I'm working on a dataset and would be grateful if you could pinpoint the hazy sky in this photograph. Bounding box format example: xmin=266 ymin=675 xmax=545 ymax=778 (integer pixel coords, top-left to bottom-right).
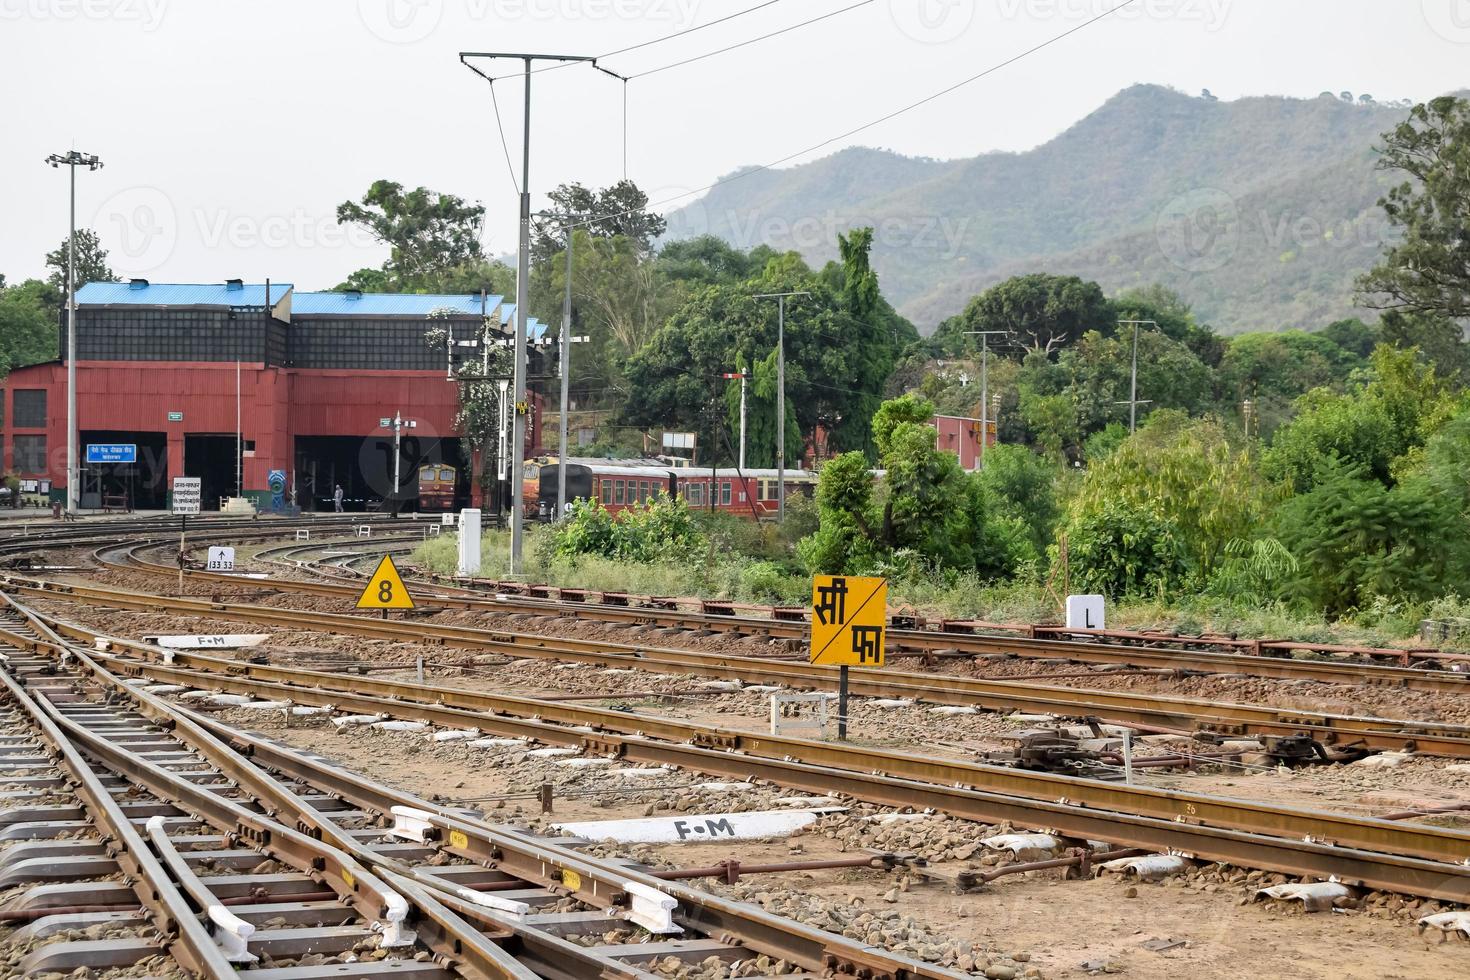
xmin=4 ymin=1 xmax=1468 ymax=292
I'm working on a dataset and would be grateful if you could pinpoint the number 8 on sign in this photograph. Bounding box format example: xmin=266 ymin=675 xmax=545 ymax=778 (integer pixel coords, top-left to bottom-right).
xmin=357 ymin=555 xmax=415 ymax=610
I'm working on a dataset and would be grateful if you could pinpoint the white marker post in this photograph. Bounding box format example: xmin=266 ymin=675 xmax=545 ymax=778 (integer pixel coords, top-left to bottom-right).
xmin=457 ymin=508 xmax=482 ymax=577
xmin=1065 ymin=594 xmax=1106 ymax=631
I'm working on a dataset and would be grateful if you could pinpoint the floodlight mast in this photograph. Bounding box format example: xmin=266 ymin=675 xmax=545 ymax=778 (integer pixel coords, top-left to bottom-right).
xmin=45 ymin=150 xmax=103 ymax=515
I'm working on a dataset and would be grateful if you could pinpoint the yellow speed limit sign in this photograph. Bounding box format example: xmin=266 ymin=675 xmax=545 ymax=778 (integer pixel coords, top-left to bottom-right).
xmin=357 ymin=555 xmax=414 ymax=610
xmin=809 ymin=575 xmax=886 ymax=666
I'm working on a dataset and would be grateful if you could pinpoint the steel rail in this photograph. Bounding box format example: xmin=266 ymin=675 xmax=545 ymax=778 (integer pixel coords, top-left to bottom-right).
xmin=0 ymin=651 xmax=241 ymax=976
xmin=98 ymin=537 xmax=1470 ymax=693
xmin=81 ymin=646 xmax=1470 ymax=904
xmin=14 ymin=574 xmax=1470 ymax=758
xmin=12 ymin=608 xmax=969 ymax=980
xmin=1 ymin=600 xmax=537 ymax=978
xmin=11 ymin=593 xmax=1467 ymax=899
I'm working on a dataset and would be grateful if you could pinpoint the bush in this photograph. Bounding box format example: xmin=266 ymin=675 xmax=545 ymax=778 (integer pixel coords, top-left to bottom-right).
xmin=551 ymin=495 xmax=705 ymax=564
xmin=1064 ymin=499 xmax=1191 ymax=599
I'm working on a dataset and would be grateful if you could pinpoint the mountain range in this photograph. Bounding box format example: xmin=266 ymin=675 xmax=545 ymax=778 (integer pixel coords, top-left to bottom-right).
xmin=663 ymin=84 xmax=1424 ymax=334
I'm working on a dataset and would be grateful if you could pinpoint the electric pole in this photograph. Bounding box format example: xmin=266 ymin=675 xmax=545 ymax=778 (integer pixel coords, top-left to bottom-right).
xmin=46 ymin=149 xmax=103 ymax=515
xmin=461 ymin=52 xmax=600 ymax=573
xmin=1117 ymin=320 xmax=1157 ymax=433
xmin=722 ymin=371 xmax=748 ymax=470
xmin=754 ymin=291 xmax=809 ymax=523
xmin=557 ymin=224 xmax=573 ymax=518
xmin=964 ymin=330 xmax=1006 ymax=469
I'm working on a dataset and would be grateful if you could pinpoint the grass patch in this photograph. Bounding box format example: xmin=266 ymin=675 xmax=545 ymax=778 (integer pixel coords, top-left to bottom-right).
xmin=412 ymin=530 xmax=1461 ymax=648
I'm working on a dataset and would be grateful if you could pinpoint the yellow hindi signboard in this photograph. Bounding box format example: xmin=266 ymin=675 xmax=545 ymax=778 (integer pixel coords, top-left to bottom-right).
xmin=809 ymin=575 xmax=887 ymax=667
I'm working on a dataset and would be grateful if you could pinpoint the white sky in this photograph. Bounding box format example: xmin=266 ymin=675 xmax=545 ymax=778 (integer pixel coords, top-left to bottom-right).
xmin=3 ymin=0 xmax=1468 ymax=293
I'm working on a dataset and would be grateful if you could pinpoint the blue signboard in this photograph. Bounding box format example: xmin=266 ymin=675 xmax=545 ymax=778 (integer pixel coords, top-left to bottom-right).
xmin=86 ymin=444 xmax=137 ymax=464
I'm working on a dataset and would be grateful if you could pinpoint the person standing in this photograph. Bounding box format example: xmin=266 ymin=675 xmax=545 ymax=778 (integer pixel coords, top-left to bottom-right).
xmin=333 ymin=484 xmax=344 ymax=513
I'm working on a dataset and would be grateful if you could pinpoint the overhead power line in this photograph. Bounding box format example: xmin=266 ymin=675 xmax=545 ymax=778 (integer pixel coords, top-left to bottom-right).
xmin=623 ymin=0 xmax=874 ymax=80
xmin=553 ymin=0 xmax=1139 ymax=235
xmin=485 ymin=0 xmax=790 ymax=82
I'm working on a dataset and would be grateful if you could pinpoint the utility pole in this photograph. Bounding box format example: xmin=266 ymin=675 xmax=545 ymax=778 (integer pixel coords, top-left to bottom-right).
xmin=963 ymin=330 xmax=1006 ymax=469
xmin=1117 ymin=320 xmax=1157 ymax=433
xmin=461 ymin=51 xmax=616 ymax=572
xmin=556 ymin=225 xmax=573 ymax=518
xmin=392 ymin=411 xmax=402 ymax=514
xmin=722 ymin=371 xmax=748 ymax=470
xmin=754 ymin=291 xmax=809 ymax=523
xmin=46 ymin=149 xmax=103 ymax=515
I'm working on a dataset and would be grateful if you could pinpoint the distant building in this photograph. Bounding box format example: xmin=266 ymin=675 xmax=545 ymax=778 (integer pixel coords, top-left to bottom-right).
xmin=933 ymin=414 xmax=995 ymax=470
xmin=0 ymin=279 xmax=549 ymax=512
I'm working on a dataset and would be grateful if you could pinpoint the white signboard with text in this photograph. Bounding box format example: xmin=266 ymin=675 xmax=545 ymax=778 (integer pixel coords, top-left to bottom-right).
xmin=206 ymin=547 xmax=236 ymax=571
xmin=172 ymin=477 xmax=202 ymax=515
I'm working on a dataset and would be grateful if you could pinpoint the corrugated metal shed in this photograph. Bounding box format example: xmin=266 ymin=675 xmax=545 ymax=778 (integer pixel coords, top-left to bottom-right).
xmin=76 ymin=281 xmax=292 ymax=307
xmin=292 ymin=291 xmax=503 ymax=317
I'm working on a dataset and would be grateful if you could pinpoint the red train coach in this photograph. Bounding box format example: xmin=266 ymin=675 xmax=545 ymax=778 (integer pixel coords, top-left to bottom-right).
xmin=537 ymin=461 xmax=817 ymax=520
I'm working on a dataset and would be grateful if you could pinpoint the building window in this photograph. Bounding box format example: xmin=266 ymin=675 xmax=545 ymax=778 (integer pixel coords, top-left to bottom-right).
xmin=721 ymin=481 xmax=732 ymax=506
xmin=600 ymin=479 xmax=612 ymax=504
xmin=13 ymin=435 xmax=46 ymax=474
xmin=12 ymin=389 xmax=46 ymax=428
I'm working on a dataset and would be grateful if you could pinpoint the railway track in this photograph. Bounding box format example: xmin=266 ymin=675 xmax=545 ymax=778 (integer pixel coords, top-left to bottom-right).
xmin=93 ymin=534 xmax=1470 ymax=695
xmin=0 ymin=601 xmax=965 ymax=979
xmin=13 ymin=572 xmax=1470 ymax=760
xmin=4 ymin=593 xmax=1469 ymax=907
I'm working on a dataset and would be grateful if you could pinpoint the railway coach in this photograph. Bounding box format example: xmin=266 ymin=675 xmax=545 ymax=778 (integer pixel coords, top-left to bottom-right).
xmin=537 ymin=460 xmax=816 ymax=520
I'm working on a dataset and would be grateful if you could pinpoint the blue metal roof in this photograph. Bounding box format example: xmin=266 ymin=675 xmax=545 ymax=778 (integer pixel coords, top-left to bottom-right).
xmin=292 ymin=291 xmax=503 ymax=317
xmin=500 ymin=304 xmax=548 ymax=341
xmin=75 ymin=281 xmax=292 ymax=307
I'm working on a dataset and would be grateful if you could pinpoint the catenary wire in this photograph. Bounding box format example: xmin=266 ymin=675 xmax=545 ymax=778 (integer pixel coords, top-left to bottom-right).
xmin=480 ymin=0 xmax=790 ymax=82
xmin=622 ymin=0 xmax=874 ymax=80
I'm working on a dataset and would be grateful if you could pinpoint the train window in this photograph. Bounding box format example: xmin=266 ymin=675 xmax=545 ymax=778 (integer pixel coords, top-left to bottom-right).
xmin=757 ymin=479 xmax=771 ymax=501
xmin=614 ymin=480 xmax=625 ymax=504
xmin=721 ymin=481 xmax=732 ymax=506
xmin=639 ymin=481 xmax=650 ymax=503
xmin=687 ymin=483 xmax=703 ymax=506
xmin=601 ymin=479 xmax=612 ymax=504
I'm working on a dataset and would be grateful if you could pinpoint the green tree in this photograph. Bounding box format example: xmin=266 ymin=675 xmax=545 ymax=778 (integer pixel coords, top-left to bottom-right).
xmin=1274 ymin=469 xmax=1461 ymax=615
xmin=1262 ymin=346 xmax=1456 ymax=492
xmin=973 ymin=443 xmax=1061 ymax=558
xmin=1378 ymin=309 xmax=1470 ymax=384
xmin=531 ymin=179 xmax=666 ymax=264
xmin=0 ymin=280 xmax=61 ymax=376
xmin=1320 ymin=318 xmax=1379 ymax=359
xmin=937 ymin=273 xmax=1109 ymax=356
xmin=44 ymin=229 xmax=115 ymax=292
xmin=724 ymin=349 xmax=799 ymax=471
xmin=1216 ymin=330 xmax=1366 ymax=435
xmin=336 ymin=180 xmax=488 ymax=291
xmin=1061 ymin=412 xmax=1277 ymax=591
xmin=622 ymin=234 xmax=908 ymax=462
xmin=798 ymin=451 xmax=881 ymax=574
xmin=1064 ymin=328 xmax=1214 ymax=436
xmin=1357 ymin=96 xmax=1470 ymax=320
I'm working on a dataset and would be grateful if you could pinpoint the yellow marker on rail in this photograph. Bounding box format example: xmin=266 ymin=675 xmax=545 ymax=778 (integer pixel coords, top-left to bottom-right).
xmin=356 ymin=555 xmax=414 ymax=610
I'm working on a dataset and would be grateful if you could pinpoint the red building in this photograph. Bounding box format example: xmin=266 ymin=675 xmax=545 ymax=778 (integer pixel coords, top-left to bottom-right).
xmin=933 ymin=414 xmax=996 ymax=470
xmin=0 ymin=280 xmax=547 ymax=512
